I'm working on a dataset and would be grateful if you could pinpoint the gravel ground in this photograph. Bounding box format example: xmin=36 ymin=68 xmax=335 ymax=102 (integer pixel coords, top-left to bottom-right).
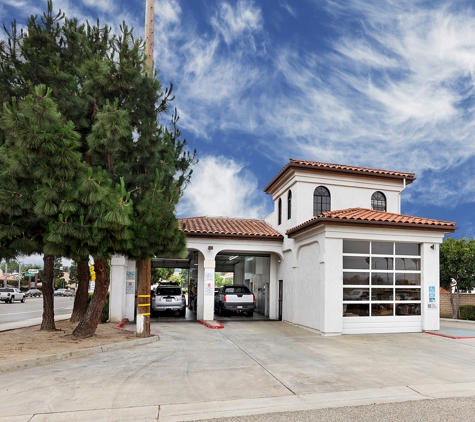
xmin=200 ymin=396 xmax=475 ymax=422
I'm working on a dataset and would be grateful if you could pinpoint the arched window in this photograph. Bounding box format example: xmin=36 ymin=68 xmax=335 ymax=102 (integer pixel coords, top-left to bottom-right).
xmin=278 ymin=198 xmax=282 ymax=225
xmin=313 ymin=186 xmax=331 ymax=216
xmin=371 ymin=191 xmax=386 ymax=211
xmin=287 ymin=190 xmax=292 ymax=220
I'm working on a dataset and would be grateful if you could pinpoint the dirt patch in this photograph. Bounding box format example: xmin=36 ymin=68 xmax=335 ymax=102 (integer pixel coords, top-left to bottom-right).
xmin=0 ymin=319 xmax=138 ymax=364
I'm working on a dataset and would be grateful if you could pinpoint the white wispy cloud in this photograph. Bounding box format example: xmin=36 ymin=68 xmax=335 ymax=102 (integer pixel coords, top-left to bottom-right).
xmin=210 ymin=0 xmax=263 ymax=46
xmin=177 ymin=155 xmax=268 ymax=218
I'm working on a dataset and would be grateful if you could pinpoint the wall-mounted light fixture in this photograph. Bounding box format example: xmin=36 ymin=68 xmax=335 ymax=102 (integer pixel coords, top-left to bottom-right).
xmin=278 ymin=259 xmax=281 ymax=263
xmin=430 ymin=244 xmax=435 ymax=250
xmin=208 ymin=246 xmax=213 ymax=250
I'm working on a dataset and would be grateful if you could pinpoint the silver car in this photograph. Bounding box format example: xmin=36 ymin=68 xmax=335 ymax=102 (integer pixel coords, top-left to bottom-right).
xmin=151 ymin=285 xmax=186 ymax=317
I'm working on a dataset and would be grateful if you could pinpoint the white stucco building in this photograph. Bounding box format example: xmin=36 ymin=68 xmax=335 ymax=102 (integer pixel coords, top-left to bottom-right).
xmin=110 ymin=159 xmax=456 ymax=335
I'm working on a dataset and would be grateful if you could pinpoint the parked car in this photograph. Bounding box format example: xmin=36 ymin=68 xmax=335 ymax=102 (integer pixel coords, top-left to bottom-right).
xmin=0 ymin=287 xmax=26 ymax=303
xmin=214 ymin=285 xmax=255 ymax=317
xmin=62 ymin=289 xmax=75 ymax=297
xmin=25 ymin=289 xmax=42 ymax=297
xmin=151 ymin=284 xmax=186 ymax=317
xmin=54 ymin=289 xmax=66 ymax=296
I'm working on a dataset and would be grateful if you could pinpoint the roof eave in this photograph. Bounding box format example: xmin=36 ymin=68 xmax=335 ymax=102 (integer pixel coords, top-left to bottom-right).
xmin=287 ymin=219 xmax=457 ymax=238
xmin=183 ymin=232 xmax=284 ymax=241
xmin=264 ymin=162 xmax=416 ymax=194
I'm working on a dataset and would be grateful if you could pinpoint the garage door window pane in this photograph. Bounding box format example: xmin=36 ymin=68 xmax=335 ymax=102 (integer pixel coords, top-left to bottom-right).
xmin=396 ymin=303 xmax=421 ymax=315
xmin=395 ymin=258 xmax=420 ymax=270
xmin=343 ymin=240 xmax=369 ymax=254
xmin=372 ymin=288 xmax=393 ymax=300
xmin=395 ymin=273 xmax=420 ymax=285
xmin=343 ymin=288 xmax=369 ymax=301
xmin=371 ymin=272 xmax=393 ymax=285
xmin=343 ymin=272 xmax=369 ymax=285
xmin=344 ymin=304 xmax=369 ymax=316
xmin=395 ymin=289 xmax=421 ymax=300
xmin=343 ymin=256 xmax=369 ymax=269
xmin=371 ymin=257 xmax=393 ymax=270
xmin=372 ymin=242 xmax=393 ymax=255
xmin=396 ymin=243 xmax=420 ymax=256
xmin=372 ymin=303 xmax=393 ymax=316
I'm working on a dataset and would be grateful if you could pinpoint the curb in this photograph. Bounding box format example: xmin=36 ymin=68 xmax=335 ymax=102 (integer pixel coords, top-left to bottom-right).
xmin=199 ymin=320 xmax=224 ymax=329
xmin=114 ymin=318 xmax=160 ymax=338
xmin=0 ymin=335 xmax=159 ymax=374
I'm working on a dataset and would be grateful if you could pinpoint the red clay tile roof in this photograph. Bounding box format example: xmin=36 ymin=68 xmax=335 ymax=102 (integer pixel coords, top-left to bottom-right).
xmin=287 ymin=208 xmax=457 ymax=237
xmin=264 ymin=159 xmax=416 ymax=193
xmin=179 ymin=216 xmax=283 ymax=240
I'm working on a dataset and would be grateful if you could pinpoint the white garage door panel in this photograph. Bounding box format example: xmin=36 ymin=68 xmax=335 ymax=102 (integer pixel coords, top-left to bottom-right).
xmin=342 ymin=316 xmax=422 ymax=334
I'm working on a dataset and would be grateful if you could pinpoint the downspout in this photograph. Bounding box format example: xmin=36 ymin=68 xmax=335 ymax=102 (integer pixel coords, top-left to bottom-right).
xmin=399 ymin=178 xmax=406 ymax=213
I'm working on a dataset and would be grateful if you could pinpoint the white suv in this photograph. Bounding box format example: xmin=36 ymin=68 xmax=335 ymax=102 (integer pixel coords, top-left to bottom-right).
xmin=151 ymin=284 xmax=186 ymax=317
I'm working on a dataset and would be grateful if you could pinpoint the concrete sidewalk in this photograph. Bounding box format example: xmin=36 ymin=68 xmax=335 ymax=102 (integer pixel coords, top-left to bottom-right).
xmin=0 ymin=313 xmax=72 ymax=332
xmin=1 ymin=319 xmax=475 ymax=421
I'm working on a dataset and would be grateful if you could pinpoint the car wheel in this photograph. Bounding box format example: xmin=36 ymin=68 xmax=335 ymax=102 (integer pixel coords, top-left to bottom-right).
xmin=21 ymin=297 xmax=25 ymax=303
xmin=179 ymin=309 xmax=186 ymax=317
xmin=219 ymin=304 xmax=227 ymax=317
xmin=247 ymin=311 xmax=254 ymax=317
xmin=9 ymin=297 xmax=14 ymax=303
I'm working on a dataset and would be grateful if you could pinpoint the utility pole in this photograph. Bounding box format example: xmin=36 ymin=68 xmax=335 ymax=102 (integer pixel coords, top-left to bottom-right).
xmin=144 ymin=0 xmax=154 ymax=74
xmin=136 ymin=0 xmax=155 ymax=338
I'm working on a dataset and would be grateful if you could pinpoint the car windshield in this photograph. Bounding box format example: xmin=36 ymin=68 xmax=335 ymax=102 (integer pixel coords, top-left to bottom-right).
xmin=156 ymin=288 xmax=181 ymax=296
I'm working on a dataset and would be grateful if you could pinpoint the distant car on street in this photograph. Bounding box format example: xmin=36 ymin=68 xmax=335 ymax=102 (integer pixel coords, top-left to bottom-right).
xmin=54 ymin=289 xmax=66 ymax=296
xmin=25 ymin=289 xmax=42 ymax=297
xmin=62 ymin=289 xmax=75 ymax=297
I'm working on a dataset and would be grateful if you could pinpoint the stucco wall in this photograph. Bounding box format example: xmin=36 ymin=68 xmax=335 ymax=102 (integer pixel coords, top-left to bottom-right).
xmin=293 ymin=241 xmax=320 ymax=330
xmin=267 ymin=170 xmax=405 ymax=234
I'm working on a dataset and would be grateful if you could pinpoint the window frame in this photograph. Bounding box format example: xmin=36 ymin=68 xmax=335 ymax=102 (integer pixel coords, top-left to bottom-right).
xmin=278 ymin=198 xmax=282 ymax=225
xmin=313 ymin=186 xmax=331 ymax=216
xmin=287 ymin=190 xmax=292 ymax=220
xmin=371 ymin=191 xmax=387 ymax=212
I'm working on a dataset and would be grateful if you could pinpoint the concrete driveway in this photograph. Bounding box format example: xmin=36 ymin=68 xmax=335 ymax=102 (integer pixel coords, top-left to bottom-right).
xmin=1 ymin=320 xmax=475 ymax=421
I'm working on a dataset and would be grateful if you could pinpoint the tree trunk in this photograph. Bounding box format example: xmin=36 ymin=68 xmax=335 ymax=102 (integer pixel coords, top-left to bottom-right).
xmin=70 ymin=261 xmax=90 ymax=323
xmin=450 ymin=289 xmax=462 ymax=319
xmin=136 ymin=258 xmax=151 ymax=338
xmin=456 ymin=290 xmax=461 ymax=319
xmin=72 ymin=258 xmax=109 ymax=338
xmin=41 ymin=254 xmax=56 ymax=331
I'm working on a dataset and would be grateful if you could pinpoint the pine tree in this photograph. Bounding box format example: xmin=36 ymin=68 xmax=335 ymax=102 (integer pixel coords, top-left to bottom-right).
xmin=0 ymin=1 xmax=195 ymax=337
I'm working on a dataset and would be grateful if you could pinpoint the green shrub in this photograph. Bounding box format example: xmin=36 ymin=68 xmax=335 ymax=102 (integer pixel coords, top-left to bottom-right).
xmin=87 ymin=291 xmax=110 ymax=323
xmin=459 ymin=305 xmax=475 ymax=321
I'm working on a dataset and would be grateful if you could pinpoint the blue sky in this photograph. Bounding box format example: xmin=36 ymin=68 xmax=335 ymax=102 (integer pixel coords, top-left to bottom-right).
xmin=2 ymin=0 xmax=475 ymax=267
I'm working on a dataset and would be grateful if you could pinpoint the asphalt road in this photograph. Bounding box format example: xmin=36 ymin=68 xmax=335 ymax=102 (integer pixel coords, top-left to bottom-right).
xmin=0 ymin=295 xmax=73 ymax=324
